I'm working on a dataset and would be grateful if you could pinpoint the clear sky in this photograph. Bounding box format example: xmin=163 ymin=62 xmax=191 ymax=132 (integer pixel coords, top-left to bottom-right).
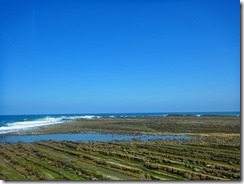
xmin=0 ymin=0 xmax=240 ymax=115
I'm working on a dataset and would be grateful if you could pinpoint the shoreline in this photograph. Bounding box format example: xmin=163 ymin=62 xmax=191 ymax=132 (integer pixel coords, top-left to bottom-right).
xmin=0 ymin=116 xmax=240 ymax=180
xmin=4 ymin=115 xmax=239 ymax=135
xmin=0 ymin=116 xmax=240 ymax=146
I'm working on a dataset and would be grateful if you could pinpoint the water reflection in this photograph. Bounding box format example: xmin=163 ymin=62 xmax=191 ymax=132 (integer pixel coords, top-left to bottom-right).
xmin=0 ymin=132 xmax=190 ymax=143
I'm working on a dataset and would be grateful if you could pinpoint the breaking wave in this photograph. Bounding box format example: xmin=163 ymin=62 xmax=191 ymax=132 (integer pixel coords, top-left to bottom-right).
xmin=0 ymin=111 xmax=239 ymax=134
xmin=0 ymin=115 xmax=101 ymax=134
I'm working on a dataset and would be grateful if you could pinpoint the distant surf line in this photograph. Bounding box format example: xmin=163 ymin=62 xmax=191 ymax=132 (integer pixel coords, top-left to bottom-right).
xmin=0 ymin=111 xmax=240 ymax=134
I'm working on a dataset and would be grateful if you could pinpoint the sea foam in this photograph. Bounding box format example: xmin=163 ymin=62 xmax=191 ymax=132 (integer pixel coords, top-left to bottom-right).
xmin=0 ymin=117 xmax=64 ymax=134
xmin=0 ymin=115 xmax=102 ymax=134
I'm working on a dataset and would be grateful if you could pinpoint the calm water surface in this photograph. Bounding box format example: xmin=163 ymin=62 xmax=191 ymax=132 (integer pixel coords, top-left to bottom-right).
xmin=0 ymin=132 xmax=190 ymax=143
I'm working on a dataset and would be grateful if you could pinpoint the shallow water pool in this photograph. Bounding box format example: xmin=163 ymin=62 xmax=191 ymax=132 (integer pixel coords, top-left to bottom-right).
xmin=0 ymin=132 xmax=191 ymax=143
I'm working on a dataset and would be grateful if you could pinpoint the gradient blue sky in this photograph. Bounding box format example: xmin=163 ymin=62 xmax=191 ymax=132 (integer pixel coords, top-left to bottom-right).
xmin=0 ymin=0 xmax=240 ymax=115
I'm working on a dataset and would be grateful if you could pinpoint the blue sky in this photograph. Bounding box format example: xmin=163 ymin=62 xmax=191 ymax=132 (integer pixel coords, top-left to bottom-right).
xmin=0 ymin=0 xmax=240 ymax=115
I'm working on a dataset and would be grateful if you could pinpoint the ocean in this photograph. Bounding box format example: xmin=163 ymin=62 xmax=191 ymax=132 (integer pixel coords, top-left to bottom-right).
xmin=0 ymin=112 xmax=240 ymax=135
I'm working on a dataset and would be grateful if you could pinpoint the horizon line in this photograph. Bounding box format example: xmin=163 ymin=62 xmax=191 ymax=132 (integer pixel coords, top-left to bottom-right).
xmin=0 ymin=110 xmax=240 ymax=116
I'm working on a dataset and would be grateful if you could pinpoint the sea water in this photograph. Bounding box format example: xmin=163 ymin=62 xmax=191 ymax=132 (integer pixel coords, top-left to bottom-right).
xmin=0 ymin=112 xmax=239 ymax=143
xmin=0 ymin=112 xmax=240 ymax=135
xmin=0 ymin=132 xmax=191 ymax=143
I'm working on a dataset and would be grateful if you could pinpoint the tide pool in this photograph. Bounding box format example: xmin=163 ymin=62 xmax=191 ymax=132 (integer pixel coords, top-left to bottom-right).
xmin=0 ymin=132 xmax=190 ymax=143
